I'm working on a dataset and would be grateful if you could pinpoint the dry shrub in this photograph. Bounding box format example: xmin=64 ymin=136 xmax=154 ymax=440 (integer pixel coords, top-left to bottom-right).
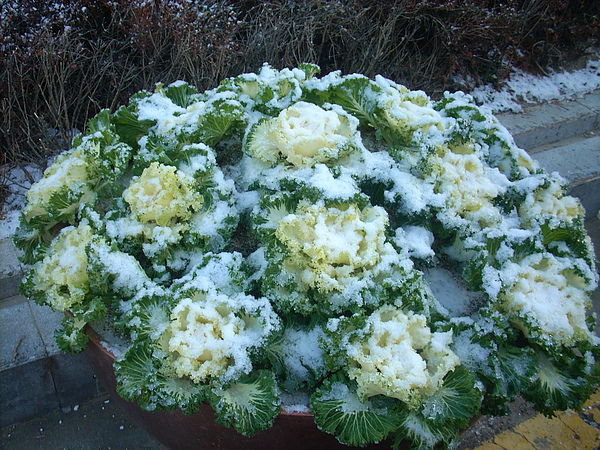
xmin=1 ymin=0 xmax=598 ymax=166
xmin=0 ymin=0 xmax=244 ymax=166
xmin=240 ymin=0 xmax=599 ymax=90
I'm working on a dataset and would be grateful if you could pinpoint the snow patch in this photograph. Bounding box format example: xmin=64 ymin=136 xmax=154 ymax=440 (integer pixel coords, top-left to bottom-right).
xmin=469 ymin=58 xmax=600 ymax=112
xmin=424 ymin=267 xmax=484 ymax=317
xmin=0 ymin=165 xmax=43 ymax=239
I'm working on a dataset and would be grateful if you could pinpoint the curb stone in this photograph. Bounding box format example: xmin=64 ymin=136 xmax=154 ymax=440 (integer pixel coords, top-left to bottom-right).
xmin=530 ymin=135 xmax=600 ymax=185
xmin=497 ymin=89 xmax=600 ymax=150
xmin=497 ymin=91 xmax=600 ymax=219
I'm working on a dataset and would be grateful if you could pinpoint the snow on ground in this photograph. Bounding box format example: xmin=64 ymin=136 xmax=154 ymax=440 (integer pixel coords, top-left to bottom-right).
xmin=467 ymin=58 xmax=600 ymax=113
xmin=0 ymin=165 xmax=43 ymax=239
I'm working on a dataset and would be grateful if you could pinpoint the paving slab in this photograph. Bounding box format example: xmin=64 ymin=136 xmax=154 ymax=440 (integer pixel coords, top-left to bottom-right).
xmin=497 ymin=89 xmax=600 ymax=149
xmin=0 ymin=352 xmax=105 ymax=428
xmin=0 ymin=238 xmax=23 ymax=278
xmin=491 ymin=430 xmax=536 ymax=450
xmin=0 ymin=295 xmax=105 ymax=427
xmin=532 ymin=135 xmax=600 ymax=184
xmin=50 ymin=353 xmax=106 ymax=409
xmin=29 ymin=300 xmax=64 ymax=356
xmin=0 ymin=298 xmax=47 ymax=371
xmin=556 ymin=410 xmax=600 ymax=449
xmin=0 ymin=296 xmax=64 ymax=371
xmin=0 ymin=357 xmax=58 ymax=427
xmin=575 ymin=91 xmax=600 ymax=114
xmin=1 ymin=395 xmax=163 ymax=450
xmin=0 ymin=238 xmax=25 ymax=300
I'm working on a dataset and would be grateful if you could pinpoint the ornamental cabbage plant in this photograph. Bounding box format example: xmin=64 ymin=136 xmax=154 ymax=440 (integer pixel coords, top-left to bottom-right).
xmin=15 ymin=64 xmax=599 ymax=448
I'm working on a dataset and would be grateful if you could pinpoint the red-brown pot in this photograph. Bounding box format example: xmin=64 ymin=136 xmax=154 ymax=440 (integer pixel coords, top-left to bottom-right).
xmin=85 ymin=326 xmax=396 ymax=450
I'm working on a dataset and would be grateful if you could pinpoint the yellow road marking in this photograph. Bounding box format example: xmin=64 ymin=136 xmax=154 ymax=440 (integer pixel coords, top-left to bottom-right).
xmin=557 ymin=410 xmax=599 ymax=448
xmin=474 ymin=389 xmax=600 ymax=450
xmin=493 ymin=430 xmax=536 ymax=449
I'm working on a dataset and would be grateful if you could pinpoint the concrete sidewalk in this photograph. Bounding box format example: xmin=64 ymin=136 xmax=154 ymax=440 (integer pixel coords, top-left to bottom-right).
xmin=1 ymin=395 xmax=164 ymax=450
xmin=1 ymin=90 xmax=599 ymax=448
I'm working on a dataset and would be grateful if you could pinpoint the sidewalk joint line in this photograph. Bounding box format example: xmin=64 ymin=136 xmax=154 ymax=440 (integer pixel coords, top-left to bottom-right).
xmin=490 ymin=437 xmax=509 ymax=450
xmin=27 ymin=300 xmax=50 ymax=358
xmin=511 ymin=428 xmax=536 ymax=447
xmin=556 ymin=412 xmax=583 ymax=438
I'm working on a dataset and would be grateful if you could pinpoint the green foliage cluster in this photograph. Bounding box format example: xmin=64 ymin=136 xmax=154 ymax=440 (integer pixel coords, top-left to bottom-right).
xmin=14 ymin=64 xmax=599 ymax=448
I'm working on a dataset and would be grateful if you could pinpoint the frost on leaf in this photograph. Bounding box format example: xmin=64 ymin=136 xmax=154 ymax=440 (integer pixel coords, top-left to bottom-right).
xmin=499 ymin=253 xmax=594 ymax=348
xmin=342 ymin=305 xmax=460 ymax=405
xmin=23 ymin=222 xmax=94 ymax=312
xmin=275 ymin=201 xmax=389 ymax=292
xmin=246 ymin=101 xmax=358 ymax=168
xmin=123 ymin=162 xmax=203 ymax=226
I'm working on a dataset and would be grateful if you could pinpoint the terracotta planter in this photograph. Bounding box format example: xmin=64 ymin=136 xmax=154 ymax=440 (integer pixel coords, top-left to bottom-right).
xmin=85 ymin=326 xmax=394 ymax=450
